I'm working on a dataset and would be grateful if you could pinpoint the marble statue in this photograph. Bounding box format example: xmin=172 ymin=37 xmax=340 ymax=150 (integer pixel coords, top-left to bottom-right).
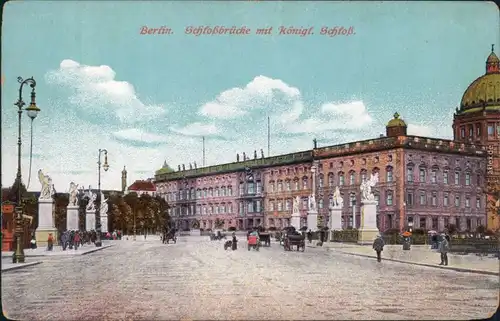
xmin=236 ymin=153 xmax=240 ymax=162
xmin=254 ymin=150 xmax=257 ymax=159
xmin=68 ymin=182 xmax=79 ymax=206
xmin=194 ymin=161 xmax=197 ymax=169
xmin=182 ymin=164 xmax=185 ymax=171
xmin=38 ymin=169 xmax=55 ymax=200
xmin=178 ymin=165 xmax=181 ymax=171
xmin=260 ymin=149 xmax=264 ymax=158
xmin=360 ymin=172 xmax=379 ymax=202
xmin=243 ymin=152 xmax=246 ymax=160
xmin=308 ymin=194 xmax=317 ymax=211
xmin=293 ymin=196 xmax=300 ymax=214
xmin=100 ymin=192 xmax=109 ymax=214
xmin=332 ymin=186 xmax=343 ymax=208
xmin=86 ymin=190 xmax=97 ymax=211
xmin=189 ymin=163 xmax=193 ymax=170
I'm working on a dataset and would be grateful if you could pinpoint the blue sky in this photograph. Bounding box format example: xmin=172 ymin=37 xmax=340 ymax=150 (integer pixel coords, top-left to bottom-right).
xmin=1 ymin=1 xmax=498 ymax=191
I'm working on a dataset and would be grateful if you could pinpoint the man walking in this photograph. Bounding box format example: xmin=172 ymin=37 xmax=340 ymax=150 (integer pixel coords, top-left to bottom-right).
xmin=373 ymin=234 xmax=385 ymax=262
xmin=439 ymin=233 xmax=449 ymax=266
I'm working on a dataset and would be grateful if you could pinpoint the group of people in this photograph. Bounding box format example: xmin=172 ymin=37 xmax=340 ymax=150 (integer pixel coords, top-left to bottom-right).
xmin=29 ymin=230 xmax=123 ymax=251
xmin=372 ymin=232 xmax=451 ymax=265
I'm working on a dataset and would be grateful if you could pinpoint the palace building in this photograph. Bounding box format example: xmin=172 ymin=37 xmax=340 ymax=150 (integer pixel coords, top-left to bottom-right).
xmin=154 ymin=47 xmax=499 ymax=232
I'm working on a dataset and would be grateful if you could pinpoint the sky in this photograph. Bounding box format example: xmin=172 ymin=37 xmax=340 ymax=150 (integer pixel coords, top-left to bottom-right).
xmin=1 ymin=1 xmax=499 ymax=193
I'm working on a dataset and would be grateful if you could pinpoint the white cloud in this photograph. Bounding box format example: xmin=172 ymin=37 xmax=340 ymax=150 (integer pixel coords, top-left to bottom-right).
xmin=170 ymin=122 xmax=219 ymax=136
xmin=45 ymin=59 xmax=166 ymax=124
xmin=113 ymin=128 xmax=168 ymax=143
xmin=407 ymin=123 xmax=453 ymax=139
xmin=199 ymin=75 xmax=301 ymax=119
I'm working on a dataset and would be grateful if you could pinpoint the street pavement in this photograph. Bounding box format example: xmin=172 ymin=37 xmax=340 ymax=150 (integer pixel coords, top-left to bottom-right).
xmin=2 ymin=236 xmax=498 ymax=320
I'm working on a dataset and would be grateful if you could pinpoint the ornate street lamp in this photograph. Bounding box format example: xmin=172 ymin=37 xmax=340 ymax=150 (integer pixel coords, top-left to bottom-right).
xmin=13 ymin=77 xmax=41 ymax=263
xmin=95 ymin=149 xmax=109 ymax=247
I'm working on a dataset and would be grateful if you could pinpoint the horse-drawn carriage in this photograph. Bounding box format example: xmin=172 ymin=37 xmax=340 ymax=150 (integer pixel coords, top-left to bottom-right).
xmin=210 ymin=230 xmax=226 ymax=241
xmin=247 ymin=233 xmax=260 ymax=251
xmin=258 ymin=232 xmax=271 ymax=247
xmin=162 ymin=228 xmax=177 ymax=244
xmin=282 ymin=227 xmax=305 ymax=252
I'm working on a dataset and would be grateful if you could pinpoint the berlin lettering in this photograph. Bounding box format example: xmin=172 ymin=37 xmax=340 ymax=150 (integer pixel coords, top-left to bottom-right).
xmin=487 ymin=145 xmax=494 ymax=175
xmin=139 ymin=26 xmax=173 ymax=35
xmin=185 ymin=26 xmax=251 ymax=36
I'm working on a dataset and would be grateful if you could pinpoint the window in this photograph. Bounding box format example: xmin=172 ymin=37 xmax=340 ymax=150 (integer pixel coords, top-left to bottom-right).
xmin=386 ymin=167 xmax=393 ymax=182
xmin=204 ymin=189 xmax=207 ymax=197
xmin=443 ymin=193 xmax=449 ymax=206
xmin=294 ymin=179 xmax=299 ymax=190
xmin=454 ymin=171 xmax=460 ymax=185
xmin=349 ymin=172 xmax=355 ymax=185
xmin=374 ymin=194 xmax=380 ymax=206
xmin=256 ymin=181 xmax=262 ymax=193
xmin=319 ymin=176 xmax=324 ymax=188
xmin=420 ymin=191 xmax=426 ymax=205
xmin=319 ymin=199 xmax=324 ymax=209
xmin=239 ymin=183 xmax=244 ymax=195
xmin=285 ymin=199 xmax=291 ymax=210
xmin=239 ymin=202 xmax=244 ymax=214
xmin=221 ymin=187 xmax=226 ymax=196
xmin=443 ymin=170 xmax=449 ymax=184
xmin=214 ymin=205 xmax=219 ymax=214
xmin=454 ymin=195 xmax=460 ymax=207
xmin=386 ymin=191 xmax=393 ymax=206
xmin=432 ymin=192 xmax=437 ymax=206
xmin=285 ymin=180 xmax=291 ymax=191
xmin=302 ymin=198 xmax=308 ymax=209
xmin=431 ymin=169 xmax=437 ymax=183
xmin=277 ymin=200 xmax=283 ymax=211
xmin=469 ymin=126 xmax=473 ymax=137
xmin=465 ymin=197 xmax=470 ymax=208
xmin=420 ymin=217 xmax=426 ymax=229
xmin=302 ymin=178 xmax=308 ymax=190
xmin=255 ymin=200 xmax=261 ymax=212
xmin=339 ymin=173 xmax=345 ymax=186
xmin=349 ymin=193 xmax=356 ymax=206
xmin=444 ymin=217 xmax=449 ymax=228
xmin=221 ymin=205 xmax=225 ymax=213
xmin=476 ymin=197 xmax=481 ymax=209
xmin=209 ymin=188 xmax=213 ymax=197
xmin=460 ymin=126 xmax=465 ymax=138
xmin=228 ymin=187 xmax=233 ymax=196
xmin=465 ymin=172 xmax=471 ymax=186
xmin=360 ymin=171 xmax=367 ymax=182
xmin=488 ymin=124 xmax=494 ymax=136
xmin=215 ymin=188 xmax=219 ymax=197
xmin=248 ymin=182 xmax=255 ymax=194
xmin=419 ymin=168 xmax=426 ymax=182
xmin=407 ymin=167 xmax=413 ymax=182
xmin=269 ymin=201 xmax=274 ymax=211
xmin=432 ymin=217 xmax=438 ymax=230
xmin=406 ymin=192 xmax=413 ymax=206
xmin=278 ymin=181 xmax=283 ymax=192
xmin=248 ymin=202 xmax=255 ymax=213
xmin=269 ymin=182 xmax=275 ymax=192
xmin=179 ymin=189 xmax=183 ymax=200
xmin=228 ymin=203 xmax=233 ymax=213
xmin=476 ymin=125 xmax=481 ymax=137
xmin=202 ymin=206 xmax=207 ymax=215
xmin=328 ymin=174 xmax=334 ymax=186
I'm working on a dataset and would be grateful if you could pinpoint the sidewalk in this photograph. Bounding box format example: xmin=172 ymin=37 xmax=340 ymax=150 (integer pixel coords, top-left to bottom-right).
xmin=1 ymin=261 xmax=42 ymax=272
xmin=1 ymin=243 xmax=113 ymax=258
xmin=308 ymin=242 xmax=499 ymax=276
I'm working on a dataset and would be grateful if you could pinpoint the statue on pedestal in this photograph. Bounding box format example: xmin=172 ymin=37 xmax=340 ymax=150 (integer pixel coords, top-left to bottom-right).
xmin=38 ymin=169 xmax=55 ymax=200
xmin=308 ymin=194 xmax=317 ymax=211
xmin=86 ymin=190 xmax=97 ymax=211
xmin=100 ymin=192 xmax=109 ymax=214
xmin=360 ymin=172 xmax=379 ymax=202
xmin=332 ymin=186 xmax=343 ymax=208
xmin=68 ymin=182 xmax=79 ymax=206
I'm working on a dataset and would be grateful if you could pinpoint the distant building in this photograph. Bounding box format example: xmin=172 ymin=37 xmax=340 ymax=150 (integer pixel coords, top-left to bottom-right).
xmin=154 ymin=48 xmax=500 ymax=233
xmin=126 ymin=180 xmax=156 ymax=196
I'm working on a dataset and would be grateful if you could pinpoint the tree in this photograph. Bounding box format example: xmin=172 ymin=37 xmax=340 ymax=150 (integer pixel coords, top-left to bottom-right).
xmin=486 ymin=180 xmax=500 ymax=232
xmin=54 ymin=193 xmax=69 ymax=234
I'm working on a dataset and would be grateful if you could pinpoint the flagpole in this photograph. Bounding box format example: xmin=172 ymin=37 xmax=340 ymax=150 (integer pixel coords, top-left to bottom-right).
xmin=203 ymin=136 xmax=206 ymax=167
xmin=267 ymin=116 xmax=270 ymax=157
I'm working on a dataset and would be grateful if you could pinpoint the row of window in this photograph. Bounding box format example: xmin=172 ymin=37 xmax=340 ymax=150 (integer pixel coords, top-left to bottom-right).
xmin=406 ymin=192 xmax=482 ymax=208
xmin=411 ymin=216 xmax=483 ymax=230
xmin=165 ymin=186 xmax=235 ymax=201
xmin=459 ymin=123 xmax=500 ymax=139
xmin=407 ymin=167 xmax=480 ymax=185
xmin=168 ymin=200 xmax=263 ymax=216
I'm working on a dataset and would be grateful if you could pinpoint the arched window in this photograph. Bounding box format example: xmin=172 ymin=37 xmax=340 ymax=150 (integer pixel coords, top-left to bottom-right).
xmin=328 ymin=173 xmax=334 ymax=186
xmin=277 ymin=180 xmax=283 ymax=192
xmin=221 ymin=186 xmax=226 ymax=196
xmin=269 ymin=181 xmax=275 ymax=193
xmin=319 ymin=174 xmax=324 ymax=188
xmin=294 ymin=178 xmax=299 ymax=190
xmin=386 ymin=190 xmax=393 ymax=206
xmin=385 ymin=166 xmax=393 ymax=183
xmin=302 ymin=177 xmax=309 ymax=190
xmin=349 ymin=193 xmax=356 ymax=206
xmin=349 ymin=171 xmax=356 ymax=185
xmin=285 ymin=179 xmax=291 ymax=191
xmin=215 ymin=187 xmax=219 ymax=197
xmin=338 ymin=172 xmax=345 ymax=186
xmin=360 ymin=169 xmax=367 ymax=182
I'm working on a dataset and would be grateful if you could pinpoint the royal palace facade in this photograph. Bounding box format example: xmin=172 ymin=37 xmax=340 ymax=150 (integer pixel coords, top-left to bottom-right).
xmin=154 ymin=47 xmax=500 ymax=232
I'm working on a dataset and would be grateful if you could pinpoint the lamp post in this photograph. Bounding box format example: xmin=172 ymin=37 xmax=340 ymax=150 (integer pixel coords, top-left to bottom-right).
xmin=95 ymin=149 xmax=109 ymax=247
xmin=13 ymin=77 xmax=41 ymax=264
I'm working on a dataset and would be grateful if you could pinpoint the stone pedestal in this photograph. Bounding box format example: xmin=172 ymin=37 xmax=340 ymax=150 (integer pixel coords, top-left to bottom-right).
xmin=66 ymin=205 xmax=79 ymax=231
xmin=101 ymin=214 xmax=108 ymax=233
xmin=357 ymin=200 xmax=379 ymax=245
xmin=86 ymin=210 xmax=96 ymax=231
xmin=35 ymin=198 xmax=58 ymax=246
xmin=328 ymin=206 xmax=342 ymax=240
xmin=307 ymin=210 xmax=318 ymax=232
xmin=290 ymin=213 xmax=301 ymax=231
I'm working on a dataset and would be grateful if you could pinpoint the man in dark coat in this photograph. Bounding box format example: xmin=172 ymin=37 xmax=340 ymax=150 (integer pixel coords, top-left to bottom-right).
xmin=231 ymin=232 xmax=238 ymax=250
xmin=373 ymin=234 xmax=385 ymax=262
xmin=439 ymin=233 xmax=450 ymax=266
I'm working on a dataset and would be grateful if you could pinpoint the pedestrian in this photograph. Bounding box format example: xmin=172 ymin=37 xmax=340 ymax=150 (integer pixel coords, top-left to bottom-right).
xmin=47 ymin=233 xmax=54 ymax=251
xmin=231 ymin=232 xmax=238 ymax=250
xmin=61 ymin=232 xmax=68 ymax=251
xmin=438 ymin=233 xmax=449 ymax=266
xmin=373 ymin=233 xmax=385 ymax=262
xmin=307 ymin=230 xmax=313 ymax=244
xmin=74 ymin=231 xmax=80 ymax=250
xmin=30 ymin=235 xmax=37 ymax=249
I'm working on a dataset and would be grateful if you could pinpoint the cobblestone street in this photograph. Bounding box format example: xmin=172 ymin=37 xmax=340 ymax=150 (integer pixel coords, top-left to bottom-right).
xmin=2 ymin=236 xmax=498 ymax=320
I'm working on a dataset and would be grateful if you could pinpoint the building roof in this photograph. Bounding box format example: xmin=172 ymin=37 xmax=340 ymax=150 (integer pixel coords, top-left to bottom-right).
xmin=128 ymin=180 xmax=156 ymax=192
xmin=458 ymin=45 xmax=500 ymax=114
xmin=386 ymin=112 xmax=407 ymax=128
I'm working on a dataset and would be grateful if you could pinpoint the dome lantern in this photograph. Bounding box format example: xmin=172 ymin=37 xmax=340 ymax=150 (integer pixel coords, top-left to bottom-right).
xmin=486 ymin=44 xmax=500 ymax=74
xmin=386 ymin=112 xmax=407 ymax=137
